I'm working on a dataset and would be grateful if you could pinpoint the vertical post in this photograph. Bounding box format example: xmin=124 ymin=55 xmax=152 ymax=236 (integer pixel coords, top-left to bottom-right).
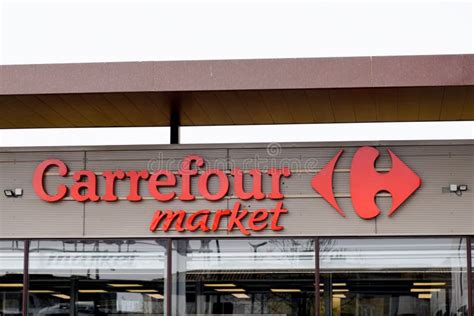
xmin=70 ymin=277 xmax=78 ymax=316
xmin=166 ymin=239 xmax=172 ymax=316
xmin=173 ymin=241 xmax=188 ymax=316
xmin=196 ymin=281 xmax=204 ymax=314
xmin=22 ymin=240 xmax=29 ymax=316
xmin=467 ymin=236 xmax=472 ymax=316
xmin=170 ymin=100 xmax=180 ymax=145
xmin=324 ymin=276 xmax=332 ymax=315
xmin=315 ymin=237 xmax=320 ymax=316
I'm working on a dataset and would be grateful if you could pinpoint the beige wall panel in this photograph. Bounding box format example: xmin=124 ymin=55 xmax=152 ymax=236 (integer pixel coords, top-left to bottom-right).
xmin=86 ymin=149 xmax=227 ymax=171
xmin=225 ymin=198 xmax=377 ymax=237
xmin=0 ymin=153 xmax=85 ymax=237
xmin=0 ymin=151 xmax=83 ymax=163
xmin=0 ymin=143 xmax=472 ymax=238
xmin=84 ymin=199 xmax=228 ymax=237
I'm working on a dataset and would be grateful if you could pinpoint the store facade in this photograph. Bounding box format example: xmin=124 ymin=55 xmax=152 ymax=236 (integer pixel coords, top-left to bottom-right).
xmin=0 ymin=140 xmax=472 ymax=315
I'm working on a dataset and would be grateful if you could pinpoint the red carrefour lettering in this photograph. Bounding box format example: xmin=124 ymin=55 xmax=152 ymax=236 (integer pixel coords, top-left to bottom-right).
xmin=33 ymin=155 xmax=297 ymax=234
xmin=270 ymin=201 xmax=287 ymax=231
xmin=149 ymin=210 xmax=186 ymax=232
xmin=248 ymin=209 xmax=269 ymax=231
xmin=33 ymin=159 xmax=68 ymax=202
xmin=227 ymin=201 xmax=250 ymax=235
xmin=212 ymin=209 xmax=231 ymax=231
xmin=178 ymin=155 xmax=204 ymax=201
xmin=148 ymin=202 xmax=287 ymax=235
xmin=198 ymin=169 xmax=229 ymax=201
xmin=126 ymin=170 xmax=150 ymax=201
xmin=102 ymin=170 xmax=126 ymax=201
xmin=71 ymin=171 xmax=100 ymax=202
xmin=186 ymin=210 xmax=211 ymax=232
xmin=267 ymin=168 xmax=291 ymax=199
xmin=231 ymin=168 xmax=265 ymax=200
xmin=148 ymin=170 xmax=176 ymax=202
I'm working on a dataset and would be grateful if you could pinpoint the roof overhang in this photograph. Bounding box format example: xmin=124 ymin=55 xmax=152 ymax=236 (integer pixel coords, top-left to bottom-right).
xmin=1 ymin=55 xmax=473 ymax=95
xmin=0 ymin=55 xmax=472 ymax=128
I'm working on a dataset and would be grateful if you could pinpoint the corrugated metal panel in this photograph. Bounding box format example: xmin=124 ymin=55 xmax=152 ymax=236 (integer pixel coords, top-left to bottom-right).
xmin=0 ymin=143 xmax=472 ymax=238
xmin=0 ymin=152 xmax=85 ymax=237
xmin=84 ymin=199 xmax=229 ymax=237
xmin=0 ymin=151 xmax=83 ymax=162
xmin=225 ymin=198 xmax=377 ymax=236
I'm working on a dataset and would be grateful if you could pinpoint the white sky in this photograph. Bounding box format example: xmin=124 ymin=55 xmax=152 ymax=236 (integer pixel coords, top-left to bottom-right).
xmin=0 ymin=0 xmax=473 ymax=145
xmin=1 ymin=0 xmax=473 ymax=64
xmin=0 ymin=122 xmax=472 ymax=147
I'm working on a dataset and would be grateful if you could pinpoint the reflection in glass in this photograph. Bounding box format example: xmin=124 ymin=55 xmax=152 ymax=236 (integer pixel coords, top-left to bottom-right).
xmin=0 ymin=240 xmax=24 ymax=316
xmin=172 ymin=238 xmax=315 ymax=316
xmin=28 ymin=239 xmax=167 ymax=315
xmin=320 ymin=238 xmax=469 ymax=316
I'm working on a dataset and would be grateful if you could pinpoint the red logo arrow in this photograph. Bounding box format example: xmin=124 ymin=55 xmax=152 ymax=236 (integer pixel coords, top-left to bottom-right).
xmin=311 ymin=150 xmax=345 ymax=217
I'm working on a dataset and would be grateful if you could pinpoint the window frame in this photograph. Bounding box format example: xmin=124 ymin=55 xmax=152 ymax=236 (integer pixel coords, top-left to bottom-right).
xmin=0 ymin=235 xmax=471 ymax=316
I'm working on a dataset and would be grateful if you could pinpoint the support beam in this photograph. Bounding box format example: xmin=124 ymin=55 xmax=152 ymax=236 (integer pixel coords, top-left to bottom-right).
xmin=22 ymin=240 xmax=29 ymax=316
xmin=170 ymin=102 xmax=180 ymax=144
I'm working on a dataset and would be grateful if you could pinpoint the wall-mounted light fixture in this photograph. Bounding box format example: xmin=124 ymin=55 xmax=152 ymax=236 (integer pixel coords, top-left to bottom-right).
xmin=3 ymin=188 xmax=23 ymax=198
xmin=449 ymin=184 xmax=468 ymax=196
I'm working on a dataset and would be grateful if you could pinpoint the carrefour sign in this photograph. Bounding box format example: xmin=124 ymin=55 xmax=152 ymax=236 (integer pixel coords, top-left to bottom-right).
xmin=32 ymin=147 xmax=421 ymax=235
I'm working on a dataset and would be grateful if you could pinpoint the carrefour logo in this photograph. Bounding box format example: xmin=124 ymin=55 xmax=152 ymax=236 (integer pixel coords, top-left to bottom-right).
xmin=312 ymin=146 xmax=422 ymax=219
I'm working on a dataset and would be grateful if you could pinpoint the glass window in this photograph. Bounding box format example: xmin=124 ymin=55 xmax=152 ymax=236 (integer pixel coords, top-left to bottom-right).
xmin=172 ymin=238 xmax=315 ymax=316
xmin=0 ymin=240 xmax=24 ymax=316
xmin=28 ymin=239 xmax=167 ymax=315
xmin=320 ymin=238 xmax=469 ymax=316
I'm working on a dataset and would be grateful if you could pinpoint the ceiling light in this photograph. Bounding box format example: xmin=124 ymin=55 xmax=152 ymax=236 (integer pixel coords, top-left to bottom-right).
xmin=52 ymin=294 xmax=70 ymax=300
xmin=215 ymin=288 xmax=246 ymax=292
xmin=204 ymin=284 xmax=236 ymax=287
xmin=270 ymin=289 xmax=301 ymax=293
xmin=410 ymin=288 xmax=441 ymax=293
xmin=147 ymin=294 xmax=164 ymax=299
xmin=78 ymin=290 xmax=108 ymax=293
xmin=108 ymin=284 xmax=143 ymax=288
xmin=127 ymin=289 xmax=158 ymax=293
xmin=418 ymin=293 xmax=432 ymax=299
xmin=0 ymin=283 xmax=23 ymax=287
xmin=232 ymin=293 xmax=250 ymax=299
xmin=333 ymin=283 xmax=347 ymax=287
xmin=413 ymin=282 xmax=446 ymax=287
xmin=333 ymin=289 xmax=349 ymax=293
xmin=333 ymin=294 xmax=346 ymax=299
xmin=29 ymin=290 xmax=55 ymax=293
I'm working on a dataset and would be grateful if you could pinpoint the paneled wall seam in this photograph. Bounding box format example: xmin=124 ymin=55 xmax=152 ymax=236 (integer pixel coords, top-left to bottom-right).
xmin=166 ymin=238 xmax=172 ymax=316
xmin=467 ymin=236 xmax=472 ymax=316
xmin=82 ymin=151 xmax=87 ymax=236
xmin=315 ymin=237 xmax=320 ymax=316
